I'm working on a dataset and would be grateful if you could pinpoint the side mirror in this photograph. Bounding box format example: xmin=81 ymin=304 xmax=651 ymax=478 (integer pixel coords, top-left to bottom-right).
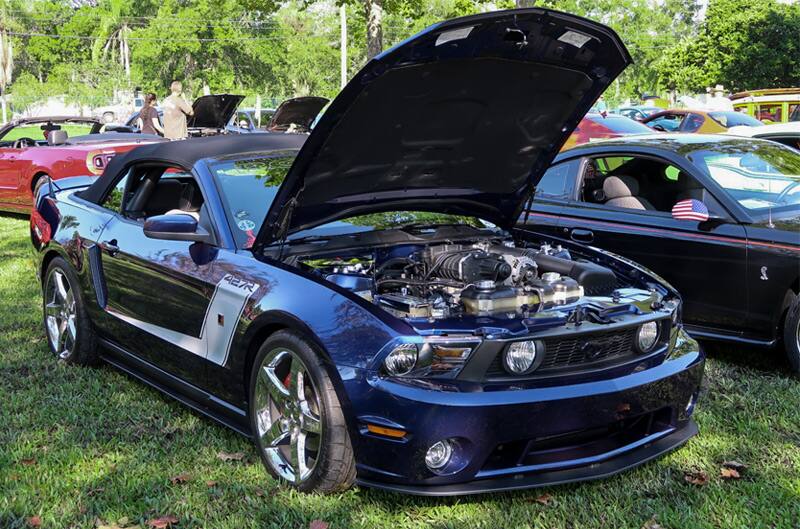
xmin=143 ymin=213 xmax=214 ymax=244
xmin=651 ymin=124 xmax=666 ymax=132
xmin=671 ymin=199 xmax=720 ymax=222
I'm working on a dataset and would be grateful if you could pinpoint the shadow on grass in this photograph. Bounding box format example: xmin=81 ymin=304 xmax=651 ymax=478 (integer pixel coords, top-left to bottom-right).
xmin=0 ymin=211 xmax=28 ymax=221
xmin=700 ymin=339 xmax=794 ymax=376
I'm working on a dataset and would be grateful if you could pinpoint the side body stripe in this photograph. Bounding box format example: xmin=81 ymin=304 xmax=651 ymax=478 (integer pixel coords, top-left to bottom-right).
xmin=107 ymin=273 xmax=260 ymax=366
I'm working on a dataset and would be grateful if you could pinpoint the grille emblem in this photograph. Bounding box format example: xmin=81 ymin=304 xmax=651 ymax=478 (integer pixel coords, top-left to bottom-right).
xmin=580 ymin=341 xmax=603 ymax=360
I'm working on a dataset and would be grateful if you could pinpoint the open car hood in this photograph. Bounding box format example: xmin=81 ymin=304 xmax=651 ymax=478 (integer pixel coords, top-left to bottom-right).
xmin=256 ymin=8 xmax=631 ymax=246
xmin=188 ymin=94 xmax=244 ymax=129
xmin=267 ymin=96 xmax=329 ymax=132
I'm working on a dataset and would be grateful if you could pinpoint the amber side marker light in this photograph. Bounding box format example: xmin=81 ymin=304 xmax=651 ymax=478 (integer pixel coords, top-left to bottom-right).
xmin=366 ymin=424 xmax=406 ymax=439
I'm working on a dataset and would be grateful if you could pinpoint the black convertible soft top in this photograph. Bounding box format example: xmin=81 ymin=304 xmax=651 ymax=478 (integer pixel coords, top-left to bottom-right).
xmin=80 ymin=133 xmax=308 ymax=204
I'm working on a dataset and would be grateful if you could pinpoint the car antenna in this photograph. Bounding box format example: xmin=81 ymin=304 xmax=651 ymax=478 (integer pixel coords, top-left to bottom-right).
xmin=767 ymin=170 xmax=775 ymax=228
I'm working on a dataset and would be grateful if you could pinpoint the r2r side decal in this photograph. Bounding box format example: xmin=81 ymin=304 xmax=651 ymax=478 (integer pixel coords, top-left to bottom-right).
xmin=204 ymin=274 xmax=260 ymax=365
xmin=107 ymin=273 xmax=260 ymax=366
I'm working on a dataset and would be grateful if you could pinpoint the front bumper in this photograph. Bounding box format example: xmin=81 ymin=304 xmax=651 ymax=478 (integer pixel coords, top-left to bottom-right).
xmin=357 ymin=420 xmax=697 ymax=495
xmin=347 ymin=330 xmax=704 ymax=495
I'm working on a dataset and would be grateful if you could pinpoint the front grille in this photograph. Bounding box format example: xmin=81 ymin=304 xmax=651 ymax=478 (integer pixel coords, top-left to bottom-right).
xmin=486 ymin=328 xmax=638 ymax=378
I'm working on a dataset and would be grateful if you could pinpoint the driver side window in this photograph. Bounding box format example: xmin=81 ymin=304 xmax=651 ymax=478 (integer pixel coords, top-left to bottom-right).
xmin=580 ymin=155 xmax=725 ymax=216
xmin=101 ymin=166 xmax=206 ymax=222
xmin=102 ymin=170 xmax=132 ymax=214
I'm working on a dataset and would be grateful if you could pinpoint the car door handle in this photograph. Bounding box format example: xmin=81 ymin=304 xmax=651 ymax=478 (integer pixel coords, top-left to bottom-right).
xmin=570 ymin=229 xmax=594 ymax=243
xmin=100 ymin=239 xmax=119 ymax=256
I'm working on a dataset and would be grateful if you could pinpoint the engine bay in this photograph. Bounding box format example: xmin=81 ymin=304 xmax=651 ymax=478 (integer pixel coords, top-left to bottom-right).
xmin=293 ymin=237 xmax=620 ymax=321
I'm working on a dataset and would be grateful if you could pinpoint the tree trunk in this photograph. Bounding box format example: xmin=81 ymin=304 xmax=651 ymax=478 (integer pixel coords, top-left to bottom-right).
xmin=515 ymin=0 xmax=535 ymax=7
xmin=122 ymin=32 xmax=130 ymax=78
xmin=365 ymin=0 xmax=383 ymax=60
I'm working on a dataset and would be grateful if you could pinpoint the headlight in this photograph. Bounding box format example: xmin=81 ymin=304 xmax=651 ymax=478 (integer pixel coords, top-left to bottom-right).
xmin=381 ymin=337 xmax=480 ymax=378
xmin=636 ymin=321 xmax=660 ymax=352
xmin=502 ymin=340 xmax=542 ymax=375
xmin=383 ymin=343 xmax=418 ymax=376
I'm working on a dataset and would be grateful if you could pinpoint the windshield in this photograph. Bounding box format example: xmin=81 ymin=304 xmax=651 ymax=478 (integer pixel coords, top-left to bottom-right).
xmin=288 ymin=212 xmax=483 ymax=242
xmin=688 ymin=140 xmax=800 ymax=213
xmin=210 ymin=154 xmax=296 ymax=248
xmin=708 ymin=111 xmax=764 ymax=128
xmin=210 ymin=155 xmax=484 ymax=248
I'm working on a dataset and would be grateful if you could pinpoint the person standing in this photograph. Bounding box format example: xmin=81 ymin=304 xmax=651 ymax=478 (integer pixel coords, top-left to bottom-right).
xmin=137 ymin=92 xmax=164 ymax=136
xmin=162 ymin=81 xmax=194 ymax=140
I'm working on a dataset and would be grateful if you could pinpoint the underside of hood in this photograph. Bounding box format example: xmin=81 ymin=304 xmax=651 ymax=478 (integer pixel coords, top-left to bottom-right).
xmin=256 ymin=8 xmax=631 ymax=247
xmin=189 ymin=94 xmax=244 ymax=129
xmin=268 ymin=96 xmax=329 ymax=132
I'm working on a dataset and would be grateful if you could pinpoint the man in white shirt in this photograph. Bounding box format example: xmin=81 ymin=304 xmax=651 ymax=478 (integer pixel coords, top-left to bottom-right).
xmin=162 ymin=81 xmax=194 ymax=140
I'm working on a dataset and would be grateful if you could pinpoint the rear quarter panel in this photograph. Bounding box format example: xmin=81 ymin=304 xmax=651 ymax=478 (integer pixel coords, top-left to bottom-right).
xmin=32 ymin=186 xmax=112 ymax=325
xmin=744 ymin=220 xmax=800 ymax=339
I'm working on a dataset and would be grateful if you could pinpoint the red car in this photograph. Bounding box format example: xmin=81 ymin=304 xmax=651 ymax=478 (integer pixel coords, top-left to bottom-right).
xmin=0 ymin=116 xmax=162 ymax=213
xmin=561 ymin=112 xmax=653 ymax=151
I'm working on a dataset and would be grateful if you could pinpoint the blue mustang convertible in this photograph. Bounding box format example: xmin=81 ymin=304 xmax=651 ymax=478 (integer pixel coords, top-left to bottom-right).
xmin=30 ymin=8 xmax=704 ymax=495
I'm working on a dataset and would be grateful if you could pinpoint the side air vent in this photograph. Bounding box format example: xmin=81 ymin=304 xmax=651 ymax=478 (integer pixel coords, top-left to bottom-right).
xmin=88 ymin=244 xmax=108 ymax=308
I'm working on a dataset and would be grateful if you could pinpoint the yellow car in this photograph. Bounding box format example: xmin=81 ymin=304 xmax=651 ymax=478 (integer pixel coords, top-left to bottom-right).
xmin=642 ymin=109 xmax=763 ymax=133
xmin=730 ymin=88 xmax=800 ymax=123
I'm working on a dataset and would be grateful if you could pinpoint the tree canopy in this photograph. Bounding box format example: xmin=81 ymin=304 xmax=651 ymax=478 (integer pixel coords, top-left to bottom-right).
xmin=0 ymin=0 xmax=798 ymax=114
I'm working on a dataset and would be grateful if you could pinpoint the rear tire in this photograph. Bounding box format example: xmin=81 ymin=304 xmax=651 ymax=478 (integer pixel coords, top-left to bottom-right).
xmin=783 ymin=294 xmax=800 ymax=373
xmin=42 ymin=257 xmax=99 ymax=366
xmin=248 ymin=330 xmax=356 ymax=493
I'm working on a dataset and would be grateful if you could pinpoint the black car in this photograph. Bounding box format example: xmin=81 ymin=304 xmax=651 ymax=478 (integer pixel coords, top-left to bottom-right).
xmin=523 ymin=134 xmax=800 ymax=369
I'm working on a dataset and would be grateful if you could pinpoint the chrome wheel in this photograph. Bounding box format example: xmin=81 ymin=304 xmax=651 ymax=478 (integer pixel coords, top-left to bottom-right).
xmin=45 ymin=269 xmax=77 ymax=360
xmin=254 ymin=348 xmax=323 ymax=483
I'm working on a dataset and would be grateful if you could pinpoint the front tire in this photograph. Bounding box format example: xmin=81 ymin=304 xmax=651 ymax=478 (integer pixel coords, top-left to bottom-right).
xmin=42 ymin=257 xmax=98 ymax=365
xmin=248 ymin=330 xmax=356 ymax=493
xmin=783 ymin=294 xmax=800 ymax=373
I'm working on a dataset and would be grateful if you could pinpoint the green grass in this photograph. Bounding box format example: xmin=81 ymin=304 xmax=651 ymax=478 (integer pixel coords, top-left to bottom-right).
xmin=1 ymin=214 xmax=798 ymax=529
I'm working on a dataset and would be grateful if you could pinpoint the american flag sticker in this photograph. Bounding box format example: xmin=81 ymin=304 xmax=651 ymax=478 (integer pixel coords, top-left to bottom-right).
xmin=672 ymin=199 xmax=709 ymax=222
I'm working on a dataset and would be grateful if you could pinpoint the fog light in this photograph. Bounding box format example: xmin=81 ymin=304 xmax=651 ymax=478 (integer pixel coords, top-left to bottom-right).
xmin=425 ymin=440 xmax=453 ymax=470
xmin=383 ymin=343 xmax=418 ymax=376
xmin=636 ymin=321 xmax=660 ymax=352
xmin=503 ymin=340 xmax=541 ymax=375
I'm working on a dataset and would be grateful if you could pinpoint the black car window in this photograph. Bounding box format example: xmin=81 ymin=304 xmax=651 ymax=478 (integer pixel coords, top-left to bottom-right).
xmin=101 ymin=166 xmax=205 ymax=222
xmin=764 ymin=136 xmax=800 ymax=151
xmin=535 ymin=160 xmax=577 ymax=200
xmin=582 ymin=155 xmax=725 ymax=216
xmin=102 ymin=170 xmax=131 ymax=214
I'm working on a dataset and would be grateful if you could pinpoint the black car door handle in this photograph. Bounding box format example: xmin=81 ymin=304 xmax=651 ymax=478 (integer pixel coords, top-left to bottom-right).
xmin=570 ymin=229 xmax=594 ymax=243
xmin=100 ymin=239 xmax=119 ymax=256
